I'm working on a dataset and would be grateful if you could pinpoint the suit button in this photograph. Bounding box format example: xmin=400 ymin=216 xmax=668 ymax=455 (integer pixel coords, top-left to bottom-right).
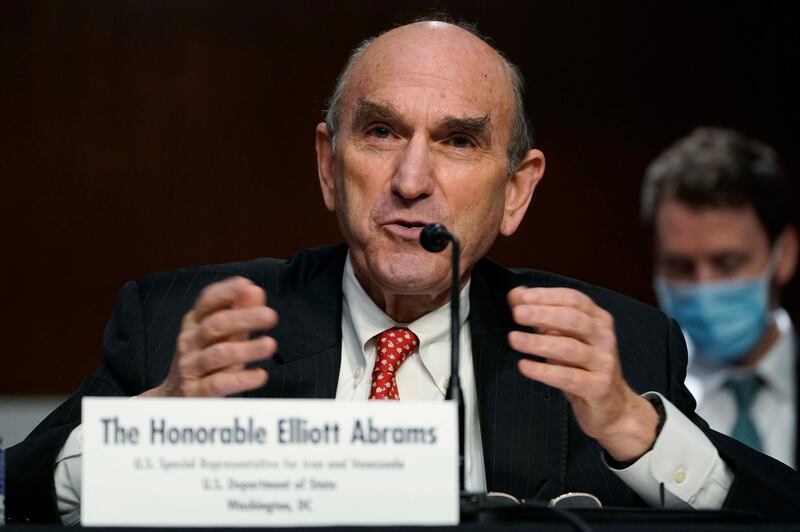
xmin=354 ymin=367 xmax=364 ymax=381
xmin=673 ymin=467 xmax=687 ymax=484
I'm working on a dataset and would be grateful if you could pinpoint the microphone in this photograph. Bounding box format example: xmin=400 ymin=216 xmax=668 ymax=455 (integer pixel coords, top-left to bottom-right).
xmin=419 ymin=223 xmax=465 ymax=492
xmin=420 ymin=223 xmax=451 ymax=253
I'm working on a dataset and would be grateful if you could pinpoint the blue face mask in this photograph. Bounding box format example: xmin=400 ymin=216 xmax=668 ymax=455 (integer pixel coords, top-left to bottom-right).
xmin=654 ymin=253 xmax=777 ymax=364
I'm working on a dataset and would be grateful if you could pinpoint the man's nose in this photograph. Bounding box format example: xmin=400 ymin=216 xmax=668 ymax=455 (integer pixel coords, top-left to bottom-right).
xmin=695 ymin=262 xmax=720 ymax=283
xmin=391 ymin=134 xmax=435 ymax=200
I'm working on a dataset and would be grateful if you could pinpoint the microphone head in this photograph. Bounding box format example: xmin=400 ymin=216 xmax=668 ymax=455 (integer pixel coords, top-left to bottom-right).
xmin=420 ymin=223 xmax=450 ymax=252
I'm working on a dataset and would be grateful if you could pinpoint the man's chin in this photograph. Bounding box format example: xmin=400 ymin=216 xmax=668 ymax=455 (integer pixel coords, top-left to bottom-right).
xmin=362 ymin=248 xmax=450 ymax=295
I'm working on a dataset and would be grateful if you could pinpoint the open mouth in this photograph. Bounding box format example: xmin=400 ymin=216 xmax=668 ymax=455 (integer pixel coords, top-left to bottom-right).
xmin=384 ymin=220 xmax=428 ymax=239
xmin=395 ymin=221 xmax=426 ymax=229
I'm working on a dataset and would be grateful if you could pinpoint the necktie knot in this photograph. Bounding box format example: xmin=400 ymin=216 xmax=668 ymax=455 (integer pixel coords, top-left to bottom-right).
xmin=370 ymin=327 xmax=419 ymax=400
xmin=726 ymin=374 xmax=763 ymax=410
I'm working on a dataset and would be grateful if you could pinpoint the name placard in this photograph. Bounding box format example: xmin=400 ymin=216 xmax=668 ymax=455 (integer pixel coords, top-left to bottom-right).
xmin=81 ymin=398 xmax=458 ymax=526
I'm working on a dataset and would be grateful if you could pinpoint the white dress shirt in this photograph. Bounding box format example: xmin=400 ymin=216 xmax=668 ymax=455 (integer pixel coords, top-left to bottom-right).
xmin=685 ymin=309 xmax=797 ymax=468
xmin=54 ymin=254 xmax=736 ymax=521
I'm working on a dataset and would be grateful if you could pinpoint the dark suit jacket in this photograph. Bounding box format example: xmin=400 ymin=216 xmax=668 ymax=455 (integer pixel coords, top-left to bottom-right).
xmin=7 ymin=243 xmax=800 ymax=522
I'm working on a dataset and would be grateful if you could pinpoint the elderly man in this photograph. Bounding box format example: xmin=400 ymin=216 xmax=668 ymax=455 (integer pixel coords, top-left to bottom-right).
xmin=7 ymin=21 xmax=800 ymax=523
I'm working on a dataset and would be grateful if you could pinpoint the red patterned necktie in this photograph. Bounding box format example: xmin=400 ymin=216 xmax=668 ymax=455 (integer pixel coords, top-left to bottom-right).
xmin=369 ymin=327 xmax=419 ymax=400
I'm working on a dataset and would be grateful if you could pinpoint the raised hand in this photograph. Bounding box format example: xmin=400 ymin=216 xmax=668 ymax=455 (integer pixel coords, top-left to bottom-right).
xmin=142 ymin=276 xmax=279 ymax=398
xmin=507 ymin=286 xmax=659 ymax=462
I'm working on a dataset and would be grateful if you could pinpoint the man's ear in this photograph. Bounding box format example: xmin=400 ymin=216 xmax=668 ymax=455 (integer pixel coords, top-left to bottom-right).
xmin=775 ymin=225 xmax=798 ymax=287
xmin=316 ymin=122 xmax=336 ymax=212
xmin=500 ymin=148 xmax=546 ymax=236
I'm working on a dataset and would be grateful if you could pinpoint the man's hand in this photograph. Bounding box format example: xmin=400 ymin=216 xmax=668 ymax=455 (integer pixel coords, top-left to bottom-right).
xmin=141 ymin=276 xmax=279 ymax=397
xmin=507 ymin=286 xmax=659 ymax=462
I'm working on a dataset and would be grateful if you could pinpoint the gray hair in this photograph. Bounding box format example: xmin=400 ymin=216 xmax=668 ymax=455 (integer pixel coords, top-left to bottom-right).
xmin=323 ymin=23 xmax=533 ymax=174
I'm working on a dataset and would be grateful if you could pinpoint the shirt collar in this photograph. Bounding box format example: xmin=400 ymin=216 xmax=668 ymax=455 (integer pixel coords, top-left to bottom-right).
xmin=342 ymin=252 xmax=471 ymax=390
xmin=690 ymin=308 xmax=795 ymax=399
xmin=754 ymin=308 xmax=795 ymax=398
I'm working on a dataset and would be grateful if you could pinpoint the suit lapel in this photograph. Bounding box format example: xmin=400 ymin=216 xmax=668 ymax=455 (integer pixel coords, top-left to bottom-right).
xmin=255 ymin=245 xmax=348 ymax=400
xmin=469 ymin=259 xmax=568 ymax=499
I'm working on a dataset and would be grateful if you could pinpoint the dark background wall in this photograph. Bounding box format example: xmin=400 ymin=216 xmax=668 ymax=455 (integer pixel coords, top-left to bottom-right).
xmin=2 ymin=0 xmax=797 ymax=394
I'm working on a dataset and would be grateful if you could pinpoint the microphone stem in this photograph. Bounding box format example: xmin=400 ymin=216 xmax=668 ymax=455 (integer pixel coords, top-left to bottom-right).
xmin=445 ymin=237 xmax=465 ymax=492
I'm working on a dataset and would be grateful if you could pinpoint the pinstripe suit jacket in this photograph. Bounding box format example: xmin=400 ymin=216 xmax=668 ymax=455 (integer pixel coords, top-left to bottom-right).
xmin=7 ymin=243 xmax=800 ymax=522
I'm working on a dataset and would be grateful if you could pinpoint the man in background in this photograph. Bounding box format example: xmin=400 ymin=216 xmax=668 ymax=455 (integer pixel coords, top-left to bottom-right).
xmin=642 ymin=127 xmax=798 ymax=467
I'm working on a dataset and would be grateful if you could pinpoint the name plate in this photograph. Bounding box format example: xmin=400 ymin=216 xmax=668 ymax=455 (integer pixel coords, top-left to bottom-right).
xmin=82 ymin=398 xmax=458 ymax=526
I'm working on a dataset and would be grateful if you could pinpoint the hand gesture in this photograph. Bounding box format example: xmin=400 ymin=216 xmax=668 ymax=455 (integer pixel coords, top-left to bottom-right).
xmin=507 ymin=286 xmax=659 ymax=462
xmin=142 ymin=276 xmax=278 ymax=397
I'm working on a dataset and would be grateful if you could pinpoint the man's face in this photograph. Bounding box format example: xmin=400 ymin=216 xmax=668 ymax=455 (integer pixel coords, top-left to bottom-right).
xmin=654 ymin=199 xmax=772 ymax=283
xmin=317 ymin=23 xmax=542 ymax=299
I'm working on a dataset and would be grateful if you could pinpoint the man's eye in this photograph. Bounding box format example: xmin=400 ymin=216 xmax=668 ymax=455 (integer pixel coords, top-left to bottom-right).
xmin=713 ymin=254 xmax=746 ymax=275
xmin=662 ymin=258 xmax=694 ymax=278
xmin=448 ymin=135 xmax=475 ymax=149
xmin=367 ymin=127 xmax=392 ymax=139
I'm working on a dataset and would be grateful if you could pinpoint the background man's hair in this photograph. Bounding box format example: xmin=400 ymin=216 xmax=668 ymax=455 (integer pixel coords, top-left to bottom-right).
xmin=641 ymin=127 xmax=791 ymax=243
xmin=323 ymin=14 xmax=534 ymax=175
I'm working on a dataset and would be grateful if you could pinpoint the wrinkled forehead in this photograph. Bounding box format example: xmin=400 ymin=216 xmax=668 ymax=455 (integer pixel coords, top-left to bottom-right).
xmin=343 ymin=24 xmax=515 ymax=127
